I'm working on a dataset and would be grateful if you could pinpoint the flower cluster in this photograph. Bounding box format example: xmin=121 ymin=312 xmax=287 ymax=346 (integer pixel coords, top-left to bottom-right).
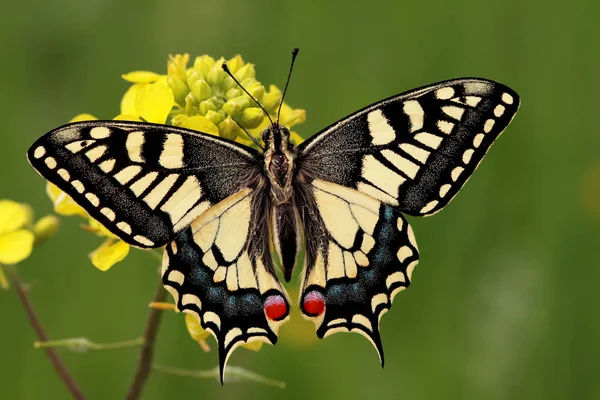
xmin=0 ymin=200 xmax=59 ymax=288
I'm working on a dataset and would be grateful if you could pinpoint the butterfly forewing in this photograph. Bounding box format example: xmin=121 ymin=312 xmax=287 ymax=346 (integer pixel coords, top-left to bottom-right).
xmin=27 ymin=121 xmax=261 ymax=248
xmin=298 ymin=78 xmax=520 ymax=216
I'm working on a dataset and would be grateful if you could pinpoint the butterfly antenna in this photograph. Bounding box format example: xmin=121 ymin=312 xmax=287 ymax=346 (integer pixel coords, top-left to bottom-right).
xmin=232 ymin=118 xmax=265 ymax=150
xmin=222 ymin=61 xmax=275 ymax=129
xmin=276 ymin=48 xmax=299 ymax=126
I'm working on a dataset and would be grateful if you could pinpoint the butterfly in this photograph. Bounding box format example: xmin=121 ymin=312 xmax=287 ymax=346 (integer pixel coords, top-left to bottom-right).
xmin=27 ymin=51 xmax=520 ymax=383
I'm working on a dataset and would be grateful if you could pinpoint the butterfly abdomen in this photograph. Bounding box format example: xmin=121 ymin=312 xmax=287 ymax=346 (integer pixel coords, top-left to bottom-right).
xmin=271 ymin=202 xmax=302 ymax=282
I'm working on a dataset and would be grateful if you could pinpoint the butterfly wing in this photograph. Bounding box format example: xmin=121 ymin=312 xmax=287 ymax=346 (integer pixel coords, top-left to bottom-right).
xmin=296 ymin=179 xmax=419 ymax=364
xmin=297 ymin=78 xmax=520 ymax=216
xmin=27 ymin=121 xmax=261 ymax=248
xmin=162 ymin=187 xmax=290 ymax=383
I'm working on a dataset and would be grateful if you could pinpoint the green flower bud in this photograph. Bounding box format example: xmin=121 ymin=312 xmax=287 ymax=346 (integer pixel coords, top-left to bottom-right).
xmin=171 ymin=114 xmax=189 ymax=126
xmin=167 ymin=76 xmax=190 ymax=107
xmin=193 ymin=55 xmax=215 ymax=78
xmin=218 ymin=116 xmax=239 ymax=140
xmin=239 ymin=108 xmax=265 ymax=129
xmin=225 ymin=88 xmax=241 ymax=100
xmin=199 ymin=99 xmax=217 ymax=115
xmin=192 ymin=79 xmax=212 ymax=102
xmin=205 ymin=110 xmax=223 ymax=126
xmin=227 ymin=55 xmax=245 ymax=74
xmin=262 ymin=85 xmax=282 ymax=113
xmin=206 ymin=60 xmax=226 ymax=86
xmin=245 ymin=82 xmax=266 ymax=103
xmin=221 ymin=76 xmax=236 ymax=91
xmin=222 ymin=96 xmax=250 ymax=116
xmin=33 ymin=215 xmax=60 ymax=247
xmin=168 ymin=54 xmax=189 ymax=82
xmin=186 ymin=69 xmax=202 ymax=88
xmin=234 ymin=64 xmax=256 ymax=82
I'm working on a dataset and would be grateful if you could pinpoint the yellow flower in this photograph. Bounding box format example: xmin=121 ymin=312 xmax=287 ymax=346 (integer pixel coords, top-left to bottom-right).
xmin=0 ymin=200 xmax=34 ymax=265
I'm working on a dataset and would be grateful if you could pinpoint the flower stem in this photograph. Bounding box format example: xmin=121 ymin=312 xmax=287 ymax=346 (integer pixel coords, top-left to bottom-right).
xmin=124 ymin=277 xmax=166 ymax=400
xmin=7 ymin=266 xmax=87 ymax=400
xmin=152 ymin=364 xmax=287 ymax=389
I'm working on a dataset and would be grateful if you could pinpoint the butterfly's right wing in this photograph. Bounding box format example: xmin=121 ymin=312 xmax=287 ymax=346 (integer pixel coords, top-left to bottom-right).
xmin=27 ymin=121 xmax=261 ymax=248
xmin=162 ymin=188 xmax=290 ymax=384
xmin=297 ymin=78 xmax=519 ymax=216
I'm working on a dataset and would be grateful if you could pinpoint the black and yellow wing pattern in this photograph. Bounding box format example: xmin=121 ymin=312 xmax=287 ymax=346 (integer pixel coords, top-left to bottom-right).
xmin=298 ymin=78 xmax=520 ymax=215
xmin=162 ymin=188 xmax=290 ymax=382
xmin=27 ymin=121 xmax=261 ymax=248
xmin=297 ymin=180 xmax=419 ymax=365
xmin=295 ymin=78 xmax=519 ymax=358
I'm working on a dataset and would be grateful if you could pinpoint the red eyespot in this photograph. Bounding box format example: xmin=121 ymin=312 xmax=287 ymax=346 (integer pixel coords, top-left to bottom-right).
xmin=264 ymin=295 xmax=288 ymax=321
xmin=302 ymin=290 xmax=325 ymax=316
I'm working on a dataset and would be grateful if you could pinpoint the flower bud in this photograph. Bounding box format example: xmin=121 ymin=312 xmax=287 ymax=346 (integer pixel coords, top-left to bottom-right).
xmin=222 ymin=96 xmax=249 ymax=116
xmin=205 ymin=110 xmax=223 ymax=126
xmin=167 ymin=54 xmax=189 ymax=82
xmin=225 ymin=88 xmax=241 ymax=100
xmin=239 ymin=108 xmax=265 ymax=129
xmin=226 ymin=55 xmax=245 ymax=74
xmin=192 ymin=79 xmax=212 ymax=102
xmin=262 ymin=85 xmax=282 ymax=113
xmin=206 ymin=60 xmax=226 ymax=86
xmin=234 ymin=63 xmax=256 ymax=82
xmin=167 ymin=76 xmax=189 ymax=107
xmin=33 ymin=215 xmax=60 ymax=247
xmin=218 ymin=116 xmax=239 ymax=140
xmin=193 ymin=55 xmax=215 ymax=77
xmin=186 ymin=69 xmax=202 ymax=88
xmin=199 ymin=99 xmax=216 ymax=115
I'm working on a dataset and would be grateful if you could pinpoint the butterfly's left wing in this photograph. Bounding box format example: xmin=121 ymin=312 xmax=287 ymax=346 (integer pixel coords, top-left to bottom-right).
xmin=296 ymin=179 xmax=419 ymax=364
xmin=297 ymin=78 xmax=520 ymax=216
xmin=161 ymin=188 xmax=290 ymax=383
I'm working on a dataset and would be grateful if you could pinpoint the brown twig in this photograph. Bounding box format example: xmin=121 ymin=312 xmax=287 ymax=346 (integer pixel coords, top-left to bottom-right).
xmin=124 ymin=278 xmax=166 ymax=400
xmin=8 ymin=267 xmax=87 ymax=400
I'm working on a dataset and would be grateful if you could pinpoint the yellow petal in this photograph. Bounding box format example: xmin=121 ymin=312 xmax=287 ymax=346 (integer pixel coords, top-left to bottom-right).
xmin=70 ymin=113 xmax=98 ymax=123
xmin=0 ymin=200 xmax=32 ymax=235
xmin=180 ymin=116 xmax=219 ymax=135
xmin=85 ymin=218 xmax=118 ymax=239
xmin=0 ymin=229 xmax=34 ymax=264
xmin=135 ymin=81 xmax=175 ymax=124
xmin=120 ymin=83 xmax=144 ymax=116
xmin=185 ymin=312 xmax=211 ymax=342
xmin=113 ymin=114 xmax=143 ymax=121
xmin=290 ymin=131 xmax=305 ymax=145
xmin=278 ymin=103 xmax=306 ymax=128
xmin=90 ymin=239 xmax=129 ymax=271
xmin=121 ymin=71 xmax=162 ymax=84
xmin=46 ymin=183 xmax=87 ymax=217
xmin=33 ymin=215 xmax=60 ymax=246
xmin=242 ymin=339 xmax=264 ymax=352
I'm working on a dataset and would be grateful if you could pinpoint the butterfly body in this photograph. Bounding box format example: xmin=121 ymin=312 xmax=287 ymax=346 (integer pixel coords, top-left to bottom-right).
xmin=27 ymin=77 xmax=520 ymax=383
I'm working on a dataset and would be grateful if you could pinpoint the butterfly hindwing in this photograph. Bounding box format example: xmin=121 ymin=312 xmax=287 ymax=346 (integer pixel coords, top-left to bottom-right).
xmin=27 ymin=121 xmax=261 ymax=248
xmin=297 ymin=179 xmax=419 ymax=364
xmin=161 ymin=188 xmax=290 ymax=383
xmin=297 ymin=78 xmax=520 ymax=216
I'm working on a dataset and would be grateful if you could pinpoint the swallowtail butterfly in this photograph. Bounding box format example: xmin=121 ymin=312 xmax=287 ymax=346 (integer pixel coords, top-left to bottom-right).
xmin=27 ymin=49 xmax=519 ymax=382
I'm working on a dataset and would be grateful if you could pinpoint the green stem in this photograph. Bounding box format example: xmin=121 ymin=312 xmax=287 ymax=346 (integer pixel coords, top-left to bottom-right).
xmin=152 ymin=364 xmax=286 ymax=389
xmin=35 ymin=337 xmax=145 ymax=351
xmin=123 ymin=277 xmax=166 ymax=400
xmin=7 ymin=266 xmax=87 ymax=400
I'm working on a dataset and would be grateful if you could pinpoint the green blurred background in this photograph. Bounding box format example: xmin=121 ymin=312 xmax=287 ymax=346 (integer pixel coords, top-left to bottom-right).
xmin=2 ymin=0 xmax=599 ymax=398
